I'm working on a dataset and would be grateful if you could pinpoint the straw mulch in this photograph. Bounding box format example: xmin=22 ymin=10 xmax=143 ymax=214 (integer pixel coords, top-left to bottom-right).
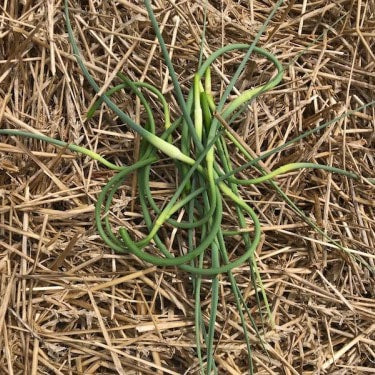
xmin=1 ymin=1 xmax=374 ymax=374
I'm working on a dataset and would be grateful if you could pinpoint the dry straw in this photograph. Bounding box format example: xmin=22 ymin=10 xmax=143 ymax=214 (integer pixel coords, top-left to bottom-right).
xmin=0 ymin=0 xmax=374 ymax=374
